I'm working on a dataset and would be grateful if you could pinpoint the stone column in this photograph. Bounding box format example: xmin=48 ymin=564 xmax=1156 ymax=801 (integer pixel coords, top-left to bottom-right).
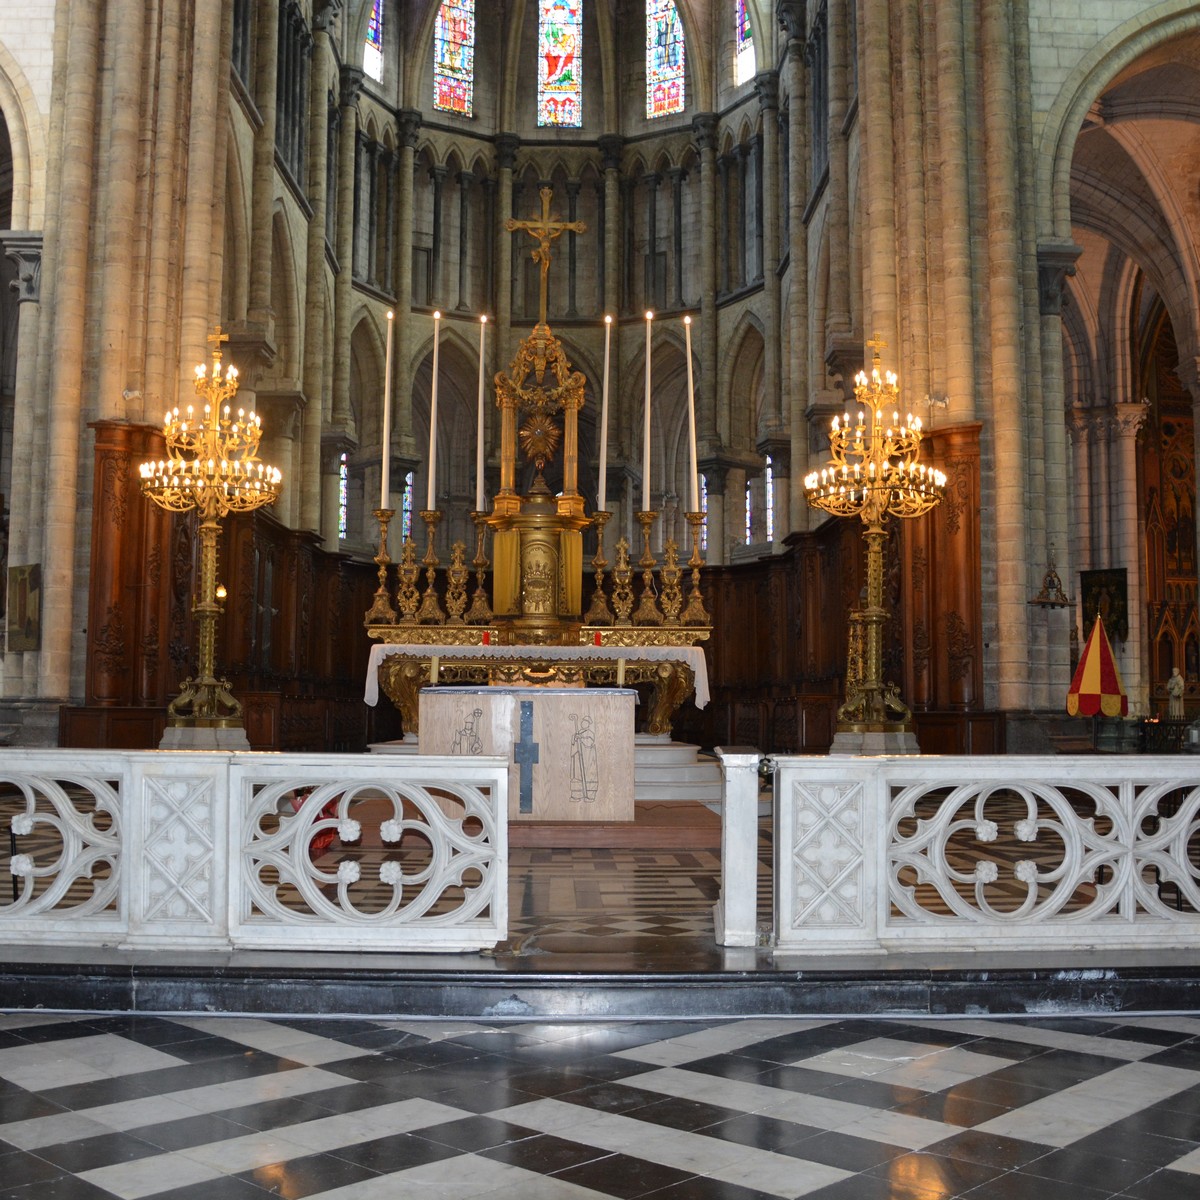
xmin=692 ymin=115 xmax=718 ymax=452
xmin=393 ymin=111 xmax=421 ymax=461
xmin=248 ymin=0 xmax=280 ymax=332
xmin=643 ymin=171 xmax=660 ymax=310
xmin=700 ymin=461 xmax=728 ymax=566
xmin=860 ymin=0 xmax=898 ymax=349
xmin=934 ymin=0 xmax=977 ymax=420
xmin=1067 ymin=409 xmax=1092 ymax=576
xmin=456 ymin=169 xmax=474 ymax=310
xmin=429 ymin=164 xmax=448 ymax=307
xmin=93 ymin=0 xmax=146 ymax=424
xmin=39 ymin=0 xmax=102 ymax=702
xmin=599 ymin=135 xmax=623 ymax=527
xmin=667 ymin=166 xmax=685 ymax=309
xmin=755 ymin=71 xmax=782 ymax=444
xmin=896 ymin=0 xmax=929 ymax=401
xmin=302 ymin=10 xmax=334 ymax=538
xmin=565 ymin=178 xmax=581 ymax=316
xmin=981 ymin=0 xmax=1030 ymax=710
xmin=1113 ymin=401 xmax=1150 ymax=713
xmin=332 ymin=66 xmax=363 ymax=433
xmin=733 ymin=145 xmax=749 ymax=291
xmin=2 ymin=235 xmax=41 ymax=697
xmin=1037 ymin=240 xmax=1082 ymax=702
xmin=825 ymin=0 xmax=852 ymax=342
xmin=779 ymin=5 xmax=810 ymax=530
xmin=495 ymin=133 xmax=519 ymax=369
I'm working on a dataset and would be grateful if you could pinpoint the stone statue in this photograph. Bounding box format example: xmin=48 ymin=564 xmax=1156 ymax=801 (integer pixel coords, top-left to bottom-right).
xmin=1168 ymin=666 xmax=1186 ymax=719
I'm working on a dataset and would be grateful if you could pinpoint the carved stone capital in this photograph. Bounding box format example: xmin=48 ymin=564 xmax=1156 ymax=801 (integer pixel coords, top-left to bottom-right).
xmin=598 ymin=134 xmax=623 ymax=171
xmin=2 ymin=233 xmax=42 ymax=302
xmin=339 ymin=65 xmax=364 ymax=109
xmin=1037 ymin=239 xmax=1082 ymax=315
xmin=398 ymin=108 xmax=422 ymax=148
xmin=776 ymin=0 xmax=807 ymax=41
xmin=1113 ymin=399 xmax=1151 ymax=439
xmin=692 ymin=113 xmax=718 ymax=154
xmin=495 ymin=132 xmax=520 ymax=171
xmin=755 ymin=70 xmax=780 ymax=112
xmin=313 ymin=0 xmax=340 ymax=34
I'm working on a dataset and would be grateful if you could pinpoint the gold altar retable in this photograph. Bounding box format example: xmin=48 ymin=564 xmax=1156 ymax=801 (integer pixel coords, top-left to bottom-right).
xmin=365 ymin=186 xmax=709 ymax=736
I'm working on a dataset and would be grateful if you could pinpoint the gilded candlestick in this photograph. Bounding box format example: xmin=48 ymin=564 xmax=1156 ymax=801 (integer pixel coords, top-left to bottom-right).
xmin=364 ymin=507 xmax=397 ymax=625
xmin=466 ymin=511 xmax=494 ymax=624
xmin=416 ymin=509 xmax=447 ymax=624
xmin=583 ymin=510 xmax=614 ymax=626
xmin=632 ymin=510 xmax=664 ymax=625
xmin=680 ymin=510 xmax=710 ymax=625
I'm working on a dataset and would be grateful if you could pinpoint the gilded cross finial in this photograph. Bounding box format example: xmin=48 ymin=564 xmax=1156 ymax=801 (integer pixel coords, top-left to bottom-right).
xmin=865 ymin=332 xmax=888 ymax=366
xmin=505 ymin=186 xmax=587 ymax=327
xmin=207 ymin=325 xmax=230 ymax=366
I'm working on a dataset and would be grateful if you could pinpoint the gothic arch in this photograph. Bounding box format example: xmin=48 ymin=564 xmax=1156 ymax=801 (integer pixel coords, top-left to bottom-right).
xmin=1039 ymin=5 xmax=1200 ymax=236
xmin=0 ymin=42 xmax=44 ymax=227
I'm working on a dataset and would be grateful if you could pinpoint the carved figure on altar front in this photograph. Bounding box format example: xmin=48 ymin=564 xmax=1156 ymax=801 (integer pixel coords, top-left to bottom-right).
xmin=570 ymin=712 xmax=598 ymax=802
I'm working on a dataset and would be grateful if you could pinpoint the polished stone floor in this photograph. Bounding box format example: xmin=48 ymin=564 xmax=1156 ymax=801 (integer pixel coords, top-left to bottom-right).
xmin=2 ymin=1009 xmax=1200 ymax=1199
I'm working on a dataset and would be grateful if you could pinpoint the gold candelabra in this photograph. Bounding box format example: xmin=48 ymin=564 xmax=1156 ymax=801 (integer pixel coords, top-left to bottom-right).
xmin=804 ymin=343 xmax=945 ymax=736
xmin=139 ymin=327 xmax=282 ymax=731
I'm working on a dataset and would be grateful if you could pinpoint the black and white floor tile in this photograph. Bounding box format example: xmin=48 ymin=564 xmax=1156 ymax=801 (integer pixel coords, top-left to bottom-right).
xmin=2 ymin=1010 xmax=1200 ymax=1199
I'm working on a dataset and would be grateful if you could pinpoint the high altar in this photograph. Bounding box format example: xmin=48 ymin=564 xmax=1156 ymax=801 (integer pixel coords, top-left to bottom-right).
xmin=364 ymin=187 xmax=710 ymax=747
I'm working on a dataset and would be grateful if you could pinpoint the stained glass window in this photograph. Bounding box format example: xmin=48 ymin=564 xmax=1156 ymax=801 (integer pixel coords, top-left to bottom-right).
xmin=538 ymin=0 xmax=582 ymax=127
xmin=434 ymin=1 xmax=475 ymax=115
xmin=364 ymin=0 xmax=384 ymax=82
xmin=735 ymin=0 xmax=755 ymax=85
xmin=646 ymin=0 xmax=684 ymax=119
xmin=338 ymin=453 xmax=348 ymax=539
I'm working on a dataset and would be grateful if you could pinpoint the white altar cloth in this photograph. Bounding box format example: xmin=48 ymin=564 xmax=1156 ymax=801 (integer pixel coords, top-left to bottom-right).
xmin=364 ymin=642 xmax=710 ymax=708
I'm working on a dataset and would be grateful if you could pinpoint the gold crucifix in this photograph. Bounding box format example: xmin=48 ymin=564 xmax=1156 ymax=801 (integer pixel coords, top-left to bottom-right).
xmin=505 ymin=186 xmax=586 ymax=327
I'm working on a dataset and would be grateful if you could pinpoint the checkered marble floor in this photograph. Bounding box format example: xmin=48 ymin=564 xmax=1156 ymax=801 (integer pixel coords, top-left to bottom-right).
xmin=2 ymin=1011 xmax=1200 ymax=1200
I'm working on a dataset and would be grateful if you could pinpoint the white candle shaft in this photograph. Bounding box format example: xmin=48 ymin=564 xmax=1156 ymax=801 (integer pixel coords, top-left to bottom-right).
xmin=427 ymin=313 xmax=441 ymax=509
xmin=684 ymin=317 xmax=698 ymax=513
xmin=643 ymin=315 xmax=652 ymax=512
xmin=380 ymin=311 xmax=394 ymax=508
xmin=598 ymin=318 xmax=611 ymax=512
xmin=475 ymin=318 xmax=487 ymax=511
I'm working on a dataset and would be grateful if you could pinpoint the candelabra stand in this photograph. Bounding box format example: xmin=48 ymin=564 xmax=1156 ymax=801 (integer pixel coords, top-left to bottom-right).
xmin=611 ymin=536 xmax=635 ymax=625
xmin=680 ymin=511 xmax=710 ymax=625
xmin=139 ymin=327 xmax=282 ymax=748
xmin=632 ymin=510 xmax=664 ymax=625
xmin=416 ymin=509 xmax=447 ymax=624
xmin=659 ymin=539 xmax=683 ymax=624
xmin=466 ymin=512 xmax=494 ymax=625
xmin=804 ymin=343 xmax=945 ymax=752
xmin=583 ymin=510 xmax=614 ymax=625
xmin=444 ymin=541 xmax=469 ymax=623
xmin=395 ymin=535 xmax=420 ymax=622
xmin=364 ymin=508 xmax=397 ymax=625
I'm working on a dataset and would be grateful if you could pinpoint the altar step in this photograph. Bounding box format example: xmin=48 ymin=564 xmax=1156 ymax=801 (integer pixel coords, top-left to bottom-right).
xmin=507 ymin=800 xmax=721 ymax=848
xmin=369 ymin=735 xmax=726 ymax=807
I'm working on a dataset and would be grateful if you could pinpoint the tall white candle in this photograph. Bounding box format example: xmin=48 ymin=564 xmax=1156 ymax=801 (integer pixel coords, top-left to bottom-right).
xmin=643 ymin=311 xmax=653 ymax=512
xmin=380 ymin=310 xmax=394 ymax=508
xmin=427 ymin=310 xmax=441 ymax=509
xmin=475 ymin=315 xmax=487 ymax=511
xmin=684 ymin=315 xmax=699 ymax=513
xmin=598 ymin=314 xmax=612 ymax=512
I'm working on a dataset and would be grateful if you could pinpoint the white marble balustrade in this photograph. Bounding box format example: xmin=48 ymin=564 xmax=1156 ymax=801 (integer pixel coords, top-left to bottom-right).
xmin=0 ymin=750 xmax=508 ymax=953
xmin=770 ymin=754 xmax=1200 ymax=956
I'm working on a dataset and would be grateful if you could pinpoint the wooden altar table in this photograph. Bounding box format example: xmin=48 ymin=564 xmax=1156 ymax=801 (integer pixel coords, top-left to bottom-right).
xmin=364 ymin=643 xmax=709 ymax=738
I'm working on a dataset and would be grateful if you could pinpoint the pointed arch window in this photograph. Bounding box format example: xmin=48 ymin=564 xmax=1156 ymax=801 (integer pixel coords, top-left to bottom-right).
xmin=434 ymin=0 xmax=475 ymax=115
xmin=364 ymin=0 xmax=384 ymax=82
xmin=646 ymin=0 xmax=685 ymax=119
xmin=538 ymin=0 xmax=582 ymax=127
xmin=735 ymin=0 xmax=755 ymax=85
xmin=338 ymin=453 xmax=349 ymax=539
